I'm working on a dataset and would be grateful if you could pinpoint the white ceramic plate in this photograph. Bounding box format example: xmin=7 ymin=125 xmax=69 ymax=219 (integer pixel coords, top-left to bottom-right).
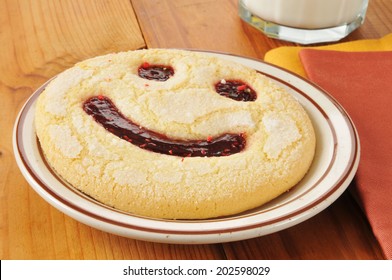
xmin=13 ymin=51 xmax=360 ymax=244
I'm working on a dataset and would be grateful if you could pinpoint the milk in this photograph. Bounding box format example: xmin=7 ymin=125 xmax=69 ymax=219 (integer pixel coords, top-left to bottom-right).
xmin=242 ymin=0 xmax=367 ymax=29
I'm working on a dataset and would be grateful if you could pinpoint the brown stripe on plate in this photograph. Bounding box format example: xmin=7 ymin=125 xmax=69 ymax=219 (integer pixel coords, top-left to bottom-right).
xmin=14 ymin=54 xmax=359 ymax=236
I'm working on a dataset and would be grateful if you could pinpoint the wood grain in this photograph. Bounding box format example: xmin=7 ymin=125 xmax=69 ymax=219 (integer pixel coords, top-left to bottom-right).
xmin=131 ymin=0 xmax=292 ymax=59
xmin=223 ymin=192 xmax=384 ymax=259
xmin=349 ymin=0 xmax=392 ymax=40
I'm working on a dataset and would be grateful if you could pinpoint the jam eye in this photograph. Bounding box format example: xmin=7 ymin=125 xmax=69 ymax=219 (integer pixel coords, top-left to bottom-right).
xmin=138 ymin=62 xmax=174 ymax=81
xmin=215 ymin=79 xmax=257 ymax=101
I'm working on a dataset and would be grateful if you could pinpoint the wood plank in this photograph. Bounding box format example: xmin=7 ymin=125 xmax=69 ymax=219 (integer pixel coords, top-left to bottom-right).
xmin=131 ymin=0 xmax=292 ymax=59
xmin=223 ymin=192 xmax=384 ymax=259
xmin=0 ymin=0 xmax=145 ymax=87
xmin=348 ymin=0 xmax=392 ymax=40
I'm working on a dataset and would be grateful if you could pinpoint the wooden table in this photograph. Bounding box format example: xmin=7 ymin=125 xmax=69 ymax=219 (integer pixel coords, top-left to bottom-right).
xmin=1 ymin=0 xmax=390 ymax=260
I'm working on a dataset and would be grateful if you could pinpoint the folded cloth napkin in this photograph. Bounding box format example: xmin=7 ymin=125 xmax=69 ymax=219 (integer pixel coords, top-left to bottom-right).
xmin=264 ymin=34 xmax=392 ymax=259
xmin=264 ymin=33 xmax=392 ymax=76
xmin=301 ymin=50 xmax=392 ymax=260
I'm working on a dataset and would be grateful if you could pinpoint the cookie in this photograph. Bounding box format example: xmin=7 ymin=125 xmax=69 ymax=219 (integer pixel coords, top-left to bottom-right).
xmin=35 ymin=49 xmax=316 ymax=219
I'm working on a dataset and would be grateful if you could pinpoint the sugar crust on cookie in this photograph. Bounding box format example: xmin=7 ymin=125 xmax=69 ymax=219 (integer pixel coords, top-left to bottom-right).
xmin=35 ymin=49 xmax=316 ymax=219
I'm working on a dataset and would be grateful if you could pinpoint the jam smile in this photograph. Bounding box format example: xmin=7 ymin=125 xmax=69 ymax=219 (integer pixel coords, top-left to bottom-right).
xmin=83 ymin=96 xmax=246 ymax=157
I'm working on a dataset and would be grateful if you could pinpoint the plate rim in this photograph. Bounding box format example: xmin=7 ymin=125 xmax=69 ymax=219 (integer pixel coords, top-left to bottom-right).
xmin=13 ymin=51 xmax=360 ymax=243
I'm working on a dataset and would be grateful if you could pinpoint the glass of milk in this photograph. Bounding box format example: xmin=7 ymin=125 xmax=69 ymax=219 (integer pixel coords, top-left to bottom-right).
xmin=239 ymin=0 xmax=369 ymax=44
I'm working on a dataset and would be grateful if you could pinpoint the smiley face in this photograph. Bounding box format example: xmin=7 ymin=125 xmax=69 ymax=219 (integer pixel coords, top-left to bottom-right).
xmin=35 ymin=49 xmax=316 ymax=219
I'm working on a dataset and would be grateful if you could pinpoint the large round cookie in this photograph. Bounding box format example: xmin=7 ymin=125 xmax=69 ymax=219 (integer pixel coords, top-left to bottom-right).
xmin=35 ymin=49 xmax=316 ymax=219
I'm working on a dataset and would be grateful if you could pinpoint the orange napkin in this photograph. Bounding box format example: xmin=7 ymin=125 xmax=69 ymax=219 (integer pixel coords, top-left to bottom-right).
xmin=300 ymin=50 xmax=392 ymax=260
xmin=264 ymin=33 xmax=392 ymax=76
xmin=264 ymin=34 xmax=392 ymax=259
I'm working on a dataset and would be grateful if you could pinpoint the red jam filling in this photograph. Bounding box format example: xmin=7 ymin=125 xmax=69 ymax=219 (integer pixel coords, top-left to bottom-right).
xmin=83 ymin=96 xmax=246 ymax=157
xmin=215 ymin=80 xmax=257 ymax=101
xmin=138 ymin=62 xmax=174 ymax=81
